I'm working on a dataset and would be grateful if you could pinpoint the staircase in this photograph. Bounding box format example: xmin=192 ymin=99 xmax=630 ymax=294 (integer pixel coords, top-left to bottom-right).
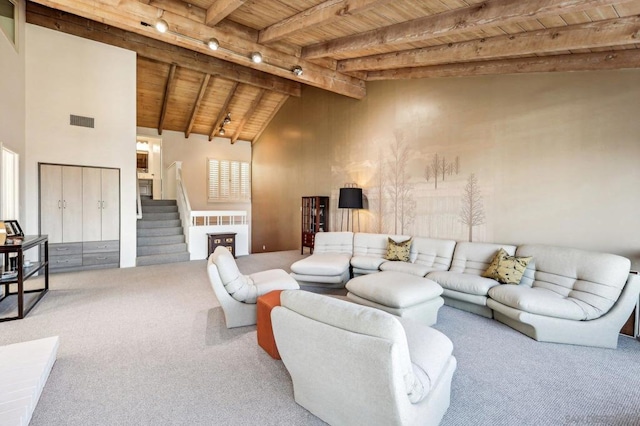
xmin=136 ymin=198 xmax=190 ymax=266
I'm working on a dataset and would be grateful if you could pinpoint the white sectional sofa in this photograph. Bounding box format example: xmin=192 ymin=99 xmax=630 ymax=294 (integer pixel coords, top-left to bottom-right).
xmin=289 ymin=232 xmax=639 ymax=348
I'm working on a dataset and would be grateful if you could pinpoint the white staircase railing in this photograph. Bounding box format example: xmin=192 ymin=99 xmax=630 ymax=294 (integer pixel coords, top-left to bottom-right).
xmin=135 ymin=172 xmax=142 ymax=219
xmin=168 ymin=161 xmax=249 ymax=260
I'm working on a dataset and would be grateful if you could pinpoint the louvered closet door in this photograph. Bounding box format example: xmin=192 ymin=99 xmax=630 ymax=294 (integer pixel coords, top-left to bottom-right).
xmin=82 ymin=167 xmax=102 ymax=241
xmin=40 ymin=164 xmax=63 ymax=243
xmin=101 ymin=168 xmax=120 ymax=241
xmin=62 ymin=166 xmax=83 ymax=242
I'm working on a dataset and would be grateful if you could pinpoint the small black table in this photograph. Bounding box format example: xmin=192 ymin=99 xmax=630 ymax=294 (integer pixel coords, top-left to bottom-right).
xmin=0 ymin=235 xmax=49 ymax=321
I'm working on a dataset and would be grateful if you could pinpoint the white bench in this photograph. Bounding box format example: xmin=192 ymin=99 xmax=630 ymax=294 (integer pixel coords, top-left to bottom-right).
xmin=0 ymin=336 xmax=59 ymax=426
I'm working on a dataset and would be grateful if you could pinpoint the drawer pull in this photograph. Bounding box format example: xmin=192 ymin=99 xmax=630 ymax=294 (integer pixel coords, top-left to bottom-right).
xmin=225 ymin=238 xmax=234 ymax=242
xmin=214 ymin=239 xmax=222 ymax=244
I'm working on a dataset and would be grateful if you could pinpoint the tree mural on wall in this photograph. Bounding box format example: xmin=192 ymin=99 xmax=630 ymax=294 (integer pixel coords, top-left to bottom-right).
xmin=385 ymin=130 xmax=415 ymax=234
xmin=459 ymin=173 xmax=486 ymax=242
xmin=425 ymin=154 xmax=460 ymax=189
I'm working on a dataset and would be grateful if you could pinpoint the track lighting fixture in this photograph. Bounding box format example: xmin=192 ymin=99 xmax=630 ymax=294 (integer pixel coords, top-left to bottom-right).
xmin=142 ymin=20 xmax=300 ymax=76
xmin=222 ymin=112 xmax=231 ymax=125
xmin=218 ymin=127 xmax=225 ymax=136
xmin=155 ymin=18 xmax=168 ymax=33
xmin=250 ymin=52 xmax=263 ymax=64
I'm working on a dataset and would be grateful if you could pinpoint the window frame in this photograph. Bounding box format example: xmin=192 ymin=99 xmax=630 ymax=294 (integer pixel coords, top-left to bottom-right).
xmin=0 ymin=0 xmax=18 ymax=52
xmin=207 ymin=158 xmax=251 ymax=203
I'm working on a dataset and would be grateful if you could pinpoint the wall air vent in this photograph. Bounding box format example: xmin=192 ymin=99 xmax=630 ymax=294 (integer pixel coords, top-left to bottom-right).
xmin=70 ymin=114 xmax=95 ymax=128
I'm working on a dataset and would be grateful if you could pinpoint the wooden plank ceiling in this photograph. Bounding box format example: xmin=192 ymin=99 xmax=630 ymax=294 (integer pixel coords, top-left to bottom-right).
xmin=27 ymin=0 xmax=640 ymax=143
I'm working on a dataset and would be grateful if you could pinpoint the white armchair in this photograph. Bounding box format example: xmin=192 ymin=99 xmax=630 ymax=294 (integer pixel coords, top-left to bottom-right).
xmin=207 ymin=247 xmax=299 ymax=328
xmin=272 ymin=290 xmax=457 ymax=426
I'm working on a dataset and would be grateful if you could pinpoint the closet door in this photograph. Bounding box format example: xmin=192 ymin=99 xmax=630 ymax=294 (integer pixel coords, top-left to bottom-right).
xmin=101 ymin=168 xmax=120 ymax=241
xmin=40 ymin=164 xmax=63 ymax=243
xmin=82 ymin=167 xmax=102 ymax=241
xmin=62 ymin=166 xmax=83 ymax=242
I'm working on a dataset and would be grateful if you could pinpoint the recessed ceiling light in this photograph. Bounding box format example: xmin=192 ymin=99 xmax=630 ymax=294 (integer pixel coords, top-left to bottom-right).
xmin=155 ymin=19 xmax=168 ymax=33
xmin=207 ymin=38 xmax=219 ymax=50
xmin=250 ymin=52 xmax=263 ymax=64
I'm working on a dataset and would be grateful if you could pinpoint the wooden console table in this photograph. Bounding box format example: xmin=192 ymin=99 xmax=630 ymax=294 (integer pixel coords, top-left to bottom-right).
xmin=208 ymin=233 xmax=237 ymax=258
xmin=0 ymin=235 xmax=49 ymax=321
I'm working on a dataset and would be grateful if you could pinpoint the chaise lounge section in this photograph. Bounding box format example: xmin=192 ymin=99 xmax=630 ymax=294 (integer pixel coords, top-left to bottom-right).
xmin=290 ymin=231 xmax=353 ymax=287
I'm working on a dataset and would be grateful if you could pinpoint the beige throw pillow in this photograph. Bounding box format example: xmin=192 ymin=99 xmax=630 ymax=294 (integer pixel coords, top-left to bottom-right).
xmin=483 ymin=248 xmax=532 ymax=284
xmin=385 ymin=237 xmax=412 ymax=262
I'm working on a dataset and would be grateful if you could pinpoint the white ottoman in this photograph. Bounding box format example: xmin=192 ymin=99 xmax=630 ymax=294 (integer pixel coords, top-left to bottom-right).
xmin=346 ymin=271 xmax=444 ymax=325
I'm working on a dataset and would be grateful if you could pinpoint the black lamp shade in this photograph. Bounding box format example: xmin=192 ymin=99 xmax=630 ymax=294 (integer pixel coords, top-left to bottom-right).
xmin=339 ymin=187 xmax=363 ymax=209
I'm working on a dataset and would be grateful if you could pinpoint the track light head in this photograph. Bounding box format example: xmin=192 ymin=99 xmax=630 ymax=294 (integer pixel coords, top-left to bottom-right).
xmin=250 ymin=52 xmax=263 ymax=64
xmin=292 ymin=65 xmax=303 ymax=76
xmin=223 ymin=112 xmax=231 ymax=125
xmin=218 ymin=127 xmax=225 ymax=136
xmin=155 ymin=18 xmax=168 ymax=33
xmin=207 ymin=38 xmax=219 ymax=50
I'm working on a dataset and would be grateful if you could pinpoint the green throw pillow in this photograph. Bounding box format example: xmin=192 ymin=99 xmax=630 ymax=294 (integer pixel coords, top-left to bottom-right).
xmin=385 ymin=237 xmax=412 ymax=262
xmin=483 ymin=248 xmax=532 ymax=284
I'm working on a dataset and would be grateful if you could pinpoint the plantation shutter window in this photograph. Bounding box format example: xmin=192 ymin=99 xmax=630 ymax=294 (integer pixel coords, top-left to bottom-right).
xmin=208 ymin=158 xmax=251 ymax=202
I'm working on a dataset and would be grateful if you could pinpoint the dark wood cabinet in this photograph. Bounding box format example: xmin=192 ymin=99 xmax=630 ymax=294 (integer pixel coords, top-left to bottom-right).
xmin=208 ymin=233 xmax=237 ymax=258
xmin=301 ymin=196 xmax=329 ymax=254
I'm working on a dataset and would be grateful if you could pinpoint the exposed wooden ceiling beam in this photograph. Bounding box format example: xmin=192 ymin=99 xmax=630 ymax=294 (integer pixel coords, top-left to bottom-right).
xmin=258 ymin=0 xmax=391 ymax=44
xmin=210 ymin=82 xmax=239 ymax=141
xmin=365 ymin=50 xmax=640 ymax=80
xmin=28 ymin=0 xmax=366 ymax=99
xmin=302 ymin=0 xmax=631 ymax=59
xmin=185 ymin=74 xmax=211 ymax=138
xmin=158 ymin=63 xmax=177 ymax=135
xmin=252 ymin=95 xmax=290 ymax=144
xmin=26 ymin=3 xmax=301 ymax=97
xmin=232 ymin=89 xmax=266 ymax=144
xmin=338 ymin=16 xmax=640 ymax=72
xmin=205 ymin=0 xmax=247 ymax=27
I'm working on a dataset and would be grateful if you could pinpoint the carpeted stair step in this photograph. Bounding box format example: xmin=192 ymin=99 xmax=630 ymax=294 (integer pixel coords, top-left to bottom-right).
xmin=137 ymin=219 xmax=181 ymax=229
xmin=136 ymin=252 xmax=190 ymax=266
xmin=137 ymin=243 xmax=188 ymax=256
xmin=137 ymin=234 xmax=185 ymax=246
xmin=141 ymin=199 xmax=176 ymax=206
xmin=141 ymin=212 xmax=180 ymax=221
xmin=141 ymin=205 xmax=178 ymax=213
xmin=136 ymin=227 xmax=183 ymax=237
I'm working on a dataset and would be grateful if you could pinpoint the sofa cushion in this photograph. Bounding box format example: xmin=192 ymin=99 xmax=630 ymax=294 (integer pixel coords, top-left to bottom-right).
xmin=380 ymin=261 xmax=432 ymax=277
xmin=427 ymin=271 xmax=500 ymax=296
xmin=483 ymin=248 xmax=532 ymax=284
xmin=250 ymin=269 xmax=299 ymax=302
xmin=290 ymin=253 xmax=351 ymax=276
xmin=211 ymin=246 xmax=256 ymax=303
xmin=488 ymin=285 xmax=587 ymax=320
xmin=449 ymin=242 xmax=517 ymax=276
xmin=385 ymin=237 xmax=412 ymax=262
xmin=313 ymin=232 xmax=354 ymax=254
xmin=346 ymin=271 xmax=442 ymax=309
xmin=399 ymin=317 xmax=454 ymax=396
xmin=411 ymin=237 xmax=457 ymax=272
xmin=350 ymin=255 xmax=387 ymax=271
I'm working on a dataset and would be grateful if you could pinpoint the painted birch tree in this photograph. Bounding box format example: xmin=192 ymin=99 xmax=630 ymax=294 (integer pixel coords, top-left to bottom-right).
xmin=459 ymin=173 xmax=486 ymax=242
xmin=385 ymin=131 xmax=415 ymax=234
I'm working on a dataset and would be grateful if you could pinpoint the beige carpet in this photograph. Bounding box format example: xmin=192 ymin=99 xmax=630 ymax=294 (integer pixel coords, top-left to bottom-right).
xmin=0 ymin=252 xmax=639 ymax=425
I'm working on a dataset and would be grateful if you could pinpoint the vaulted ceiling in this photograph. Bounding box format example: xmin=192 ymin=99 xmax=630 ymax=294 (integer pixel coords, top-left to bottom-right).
xmin=27 ymin=0 xmax=640 ymax=143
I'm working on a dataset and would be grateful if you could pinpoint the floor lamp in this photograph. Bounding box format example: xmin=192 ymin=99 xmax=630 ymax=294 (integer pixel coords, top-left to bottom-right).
xmin=339 ymin=186 xmax=363 ymax=232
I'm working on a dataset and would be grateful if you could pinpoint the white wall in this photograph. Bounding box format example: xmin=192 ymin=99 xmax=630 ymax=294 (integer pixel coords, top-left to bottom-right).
xmin=0 ymin=0 xmax=25 ymax=221
xmin=25 ymin=24 xmax=137 ymax=267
